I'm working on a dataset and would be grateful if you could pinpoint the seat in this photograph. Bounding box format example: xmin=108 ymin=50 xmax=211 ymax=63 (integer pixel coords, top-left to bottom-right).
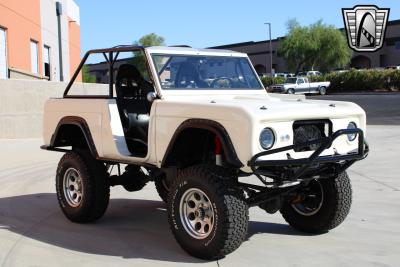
xmin=115 ymin=64 xmax=152 ymax=155
xmin=175 ymin=62 xmax=208 ymax=88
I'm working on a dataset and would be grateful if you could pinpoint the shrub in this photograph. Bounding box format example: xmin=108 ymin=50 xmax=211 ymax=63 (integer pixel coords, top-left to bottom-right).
xmin=261 ymin=76 xmax=286 ymax=87
xmin=383 ymin=70 xmax=400 ymax=90
xmin=308 ymin=75 xmax=325 ymax=82
xmin=323 ymin=69 xmax=400 ymax=92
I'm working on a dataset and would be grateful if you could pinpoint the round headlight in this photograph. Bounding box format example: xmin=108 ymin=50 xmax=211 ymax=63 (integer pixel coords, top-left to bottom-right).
xmin=260 ymin=128 xmax=275 ymax=150
xmin=347 ymin=122 xmax=357 ymax=141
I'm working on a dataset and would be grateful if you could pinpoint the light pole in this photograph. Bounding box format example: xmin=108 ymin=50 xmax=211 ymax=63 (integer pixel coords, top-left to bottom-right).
xmin=56 ymin=1 xmax=64 ymax=81
xmin=264 ymin=22 xmax=273 ymax=75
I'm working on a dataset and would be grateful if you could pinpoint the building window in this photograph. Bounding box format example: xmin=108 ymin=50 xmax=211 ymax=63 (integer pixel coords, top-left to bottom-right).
xmin=43 ymin=45 xmax=51 ymax=80
xmin=0 ymin=27 xmax=7 ymax=79
xmin=30 ymin=40 xmax=39 ymax=75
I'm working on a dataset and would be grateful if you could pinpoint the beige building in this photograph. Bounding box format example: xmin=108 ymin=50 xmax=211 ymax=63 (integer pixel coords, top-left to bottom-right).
xmin=211 ymin=19 xmax=400 ymax=74
xmin=0 ymin=0 xmax=81 ymax=81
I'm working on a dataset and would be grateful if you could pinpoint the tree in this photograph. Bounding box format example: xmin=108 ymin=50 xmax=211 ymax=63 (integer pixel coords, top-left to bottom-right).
xmin=286 ymin=18 xmax=300 ymax=32
xmin=278 ymin=19 xmax=351 ymax=74
xmin=134 ymin=33 xmax=165 ymax=47
xmin=131 ymin=33 xmax=166 ymax=78
xmin=82 ymin=65 xmax=96 ymax=83
xmin=308 ymin=21 xmax=351 ymax=72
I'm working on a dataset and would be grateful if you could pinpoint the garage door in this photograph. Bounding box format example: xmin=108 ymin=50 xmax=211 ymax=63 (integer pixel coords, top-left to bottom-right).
xmin=0 ymin=28 xmax=7 ymax=79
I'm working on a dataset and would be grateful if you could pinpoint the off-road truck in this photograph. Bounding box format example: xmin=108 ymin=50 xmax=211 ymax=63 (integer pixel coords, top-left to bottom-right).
xmin=41 ymin=45 xmax=369 ymax=260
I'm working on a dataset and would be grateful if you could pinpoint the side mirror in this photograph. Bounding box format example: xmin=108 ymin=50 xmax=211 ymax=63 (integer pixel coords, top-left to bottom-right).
xmin=147 ymin=92 xmax=157 ymax=103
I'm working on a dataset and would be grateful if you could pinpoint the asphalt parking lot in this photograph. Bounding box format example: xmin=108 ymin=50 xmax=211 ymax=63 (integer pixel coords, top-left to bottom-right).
xmin=308 ymin=93 xmax=400 ymax=125
xmin=0 ymin=94 xmax=399 ymax=267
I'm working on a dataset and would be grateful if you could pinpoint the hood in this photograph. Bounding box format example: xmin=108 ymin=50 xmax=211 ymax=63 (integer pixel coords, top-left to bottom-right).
xmin=162 ymin=93 xmax=365 ymax=122
xmin=231 ymin=95 xmax=365 ymax=122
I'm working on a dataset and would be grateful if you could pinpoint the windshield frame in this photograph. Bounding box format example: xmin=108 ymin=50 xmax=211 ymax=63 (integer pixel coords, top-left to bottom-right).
xmin=148 ymin=53 xmax=265 ymax=92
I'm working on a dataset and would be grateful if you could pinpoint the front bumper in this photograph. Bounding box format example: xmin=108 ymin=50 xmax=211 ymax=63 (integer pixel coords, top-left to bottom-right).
xmin=248 ymin=128 xmax=369 ymax=182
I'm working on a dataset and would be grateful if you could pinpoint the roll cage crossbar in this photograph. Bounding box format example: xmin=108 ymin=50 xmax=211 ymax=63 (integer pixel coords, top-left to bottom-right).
xmin=63 ymin=45 xmax=151 ymax=99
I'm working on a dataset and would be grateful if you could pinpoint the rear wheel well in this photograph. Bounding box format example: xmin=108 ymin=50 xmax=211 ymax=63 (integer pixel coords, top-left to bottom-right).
xmin=52 ymin=124 xmax=91 ymax=152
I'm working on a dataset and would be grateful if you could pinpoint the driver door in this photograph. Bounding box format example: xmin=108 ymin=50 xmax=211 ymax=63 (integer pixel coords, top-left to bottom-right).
xmin=296 ymin=78 xmax=308 ymax=94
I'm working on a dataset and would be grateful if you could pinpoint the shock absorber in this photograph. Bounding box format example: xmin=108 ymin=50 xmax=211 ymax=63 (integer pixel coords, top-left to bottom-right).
xmin=215 ymin=136 xmax=222 ymax=166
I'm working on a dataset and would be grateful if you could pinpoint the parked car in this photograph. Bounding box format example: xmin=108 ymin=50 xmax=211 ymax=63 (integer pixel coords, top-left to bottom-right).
xmin=274 ymin=72 xmax=295 ymax=78
xmin=258 ymin=73 xmax=271 ymax=78
xmin=41 ymin=45 xmax=368 ymax=260
xmin=259 ymin=72 xmax=294 ymax=78
xmin=271 ymin=77 xmax=330 ymax=95
xmin=298 ymin=70 xmax=322 ymax=77
xmin=385 ymin=65 xmax=400 ymax=70
xmin=331 ymin=69 xmax=349 ymax=73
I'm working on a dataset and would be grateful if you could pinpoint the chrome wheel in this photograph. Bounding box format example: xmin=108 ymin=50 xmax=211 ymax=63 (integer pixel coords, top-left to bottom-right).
xmin=63 ymin=167 xmax=83 ymax=207
xmin=291 ymin=180 xmax=324 ymax=216
xmin=179 ymin=188 xmax=214 ymax=239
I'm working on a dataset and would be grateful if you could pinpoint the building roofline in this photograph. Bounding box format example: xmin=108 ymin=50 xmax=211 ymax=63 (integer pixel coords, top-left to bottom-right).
xmin=210 ymin=18 xmax=400 ymax=49
xmin=388 ymin=19 xmax=400 ymax=26
xmin=209 ymin=38 xmax=283 ymax=49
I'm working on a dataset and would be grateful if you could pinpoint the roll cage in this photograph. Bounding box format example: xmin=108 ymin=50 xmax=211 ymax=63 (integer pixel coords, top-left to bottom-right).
xmin=63 ymin=45 xmax=155 ymax=99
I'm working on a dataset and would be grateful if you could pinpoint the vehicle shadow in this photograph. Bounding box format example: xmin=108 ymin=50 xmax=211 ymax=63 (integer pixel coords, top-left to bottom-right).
xmin=0 ymin=193 xmax=200 ymax=263
xmin=0 ymin=193 xmax=308 ymax=262
xmin=248 ymin=221 xmax=312 ymax=237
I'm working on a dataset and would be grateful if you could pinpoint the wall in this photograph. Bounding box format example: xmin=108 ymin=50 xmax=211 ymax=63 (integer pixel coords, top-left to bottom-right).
xmin=40 ymin=0 xmax=81 ymax=82
xmin=9 ymin=67 xmax=48 ymax=80
xmin=0 ymin=79 xmax=107 ymax=138
xmin=212 ymin=40 xmax=286 ymax=73
xmin=383 ymin=23 xmax=400 ymax=66
xmin=0 ymin=0 xmax=43 ymax=75
xmin=40 ymin=0 xmax=61 ymax=81
xmin=68 ymin=18 xmax=81 ymax=81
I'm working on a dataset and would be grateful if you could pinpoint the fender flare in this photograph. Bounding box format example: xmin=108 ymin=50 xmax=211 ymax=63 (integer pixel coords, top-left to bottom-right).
xmin=49 ymin=116 xmax=98 ymax=157
xmin=161 ymin=119 xmax=243 ymax=168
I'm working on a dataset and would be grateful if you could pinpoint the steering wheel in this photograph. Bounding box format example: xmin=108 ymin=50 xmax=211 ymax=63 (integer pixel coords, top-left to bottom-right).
xmin=210 ymin=77 xmax=233 ymax=88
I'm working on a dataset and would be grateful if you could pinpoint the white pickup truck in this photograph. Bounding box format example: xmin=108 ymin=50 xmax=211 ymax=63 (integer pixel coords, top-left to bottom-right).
xmin=271 ymin=77 xmax=330 ymax=95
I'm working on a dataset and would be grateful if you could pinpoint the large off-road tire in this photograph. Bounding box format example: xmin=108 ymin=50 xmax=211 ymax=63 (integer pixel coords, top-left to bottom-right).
xmin=56 ymin=151 xmax=110 ymax=223
xmin=154 ymin=177 xmax=169 ymax=203
xmin=280 ymin=172 xmax=352 ymax=233
xmin=167 ymin=165 xmax=248 ymax=260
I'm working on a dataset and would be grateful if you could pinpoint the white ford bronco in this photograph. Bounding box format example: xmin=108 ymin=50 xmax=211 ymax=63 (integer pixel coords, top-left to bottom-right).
xmin=41 ymin=46 xmax=368 ymax=259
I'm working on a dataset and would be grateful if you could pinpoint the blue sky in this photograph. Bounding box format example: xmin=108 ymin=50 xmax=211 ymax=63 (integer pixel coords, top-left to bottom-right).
xmin=75 ymin=0 xmax=399 ymax=54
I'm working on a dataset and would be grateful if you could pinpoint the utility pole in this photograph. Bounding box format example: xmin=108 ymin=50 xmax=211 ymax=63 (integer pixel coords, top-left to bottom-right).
xmin=264 ymin=22 xmax=273 ymax=75
xmin=56 ymin=2 xmax=64 ymax=81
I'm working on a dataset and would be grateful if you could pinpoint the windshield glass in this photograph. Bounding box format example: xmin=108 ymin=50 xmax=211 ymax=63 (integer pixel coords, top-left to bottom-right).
xmin=152 ymin=54 xmax=263 ymax=90
xmin=285 ymin=78 xmax=297 ymax=84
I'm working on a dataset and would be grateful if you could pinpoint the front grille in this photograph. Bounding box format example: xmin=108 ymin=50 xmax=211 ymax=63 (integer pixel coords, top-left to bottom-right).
xmin=293 ymin=120 xmax=332 ymax=152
